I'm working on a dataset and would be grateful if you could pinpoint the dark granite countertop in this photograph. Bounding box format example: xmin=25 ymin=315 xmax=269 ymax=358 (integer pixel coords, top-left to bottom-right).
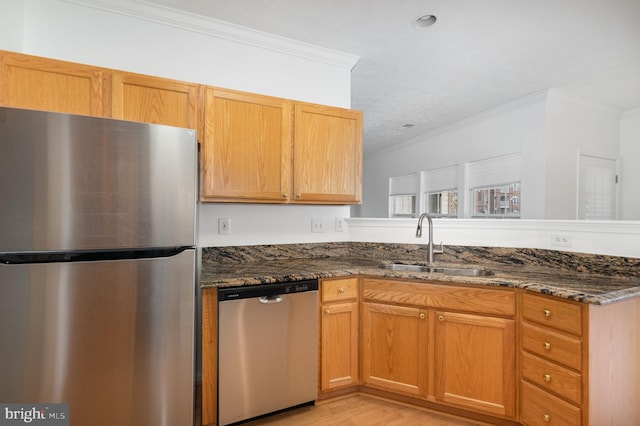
xmin=200 ymin=243 xmax=640 ymax=305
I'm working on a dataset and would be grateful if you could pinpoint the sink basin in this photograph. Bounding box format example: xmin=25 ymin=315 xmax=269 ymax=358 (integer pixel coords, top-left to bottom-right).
xmin=382 ymin=263 xmax=494 ymax=277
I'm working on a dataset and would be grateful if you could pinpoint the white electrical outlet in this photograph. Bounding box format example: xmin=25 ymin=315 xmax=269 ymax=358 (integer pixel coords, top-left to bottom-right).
xmin=311 ymin=218 xmax=325 ymax=233
xmin=335 ymin=218 xmax=345 ymax=232
xmin=218 ymin=217 xmax=231 ymax=235
xmin=551 ymin=233 xmax=572 ymax=247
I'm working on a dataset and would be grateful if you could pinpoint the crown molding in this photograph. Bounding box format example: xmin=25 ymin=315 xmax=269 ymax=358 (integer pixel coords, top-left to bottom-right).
xmin=60 ymin=0 xmax=360 ymax=70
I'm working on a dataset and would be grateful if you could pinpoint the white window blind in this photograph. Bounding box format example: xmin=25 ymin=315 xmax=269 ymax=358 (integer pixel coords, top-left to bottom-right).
xmin=389 ymin=173 xmax=418 ymax=195
xmin=468 ymin=153 xmax=522 ymax=188
xmin=421 ymin=165 xmax=459 ymax=192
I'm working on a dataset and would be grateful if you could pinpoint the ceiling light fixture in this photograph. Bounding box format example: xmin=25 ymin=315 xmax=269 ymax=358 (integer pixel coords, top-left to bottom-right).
xmin=413 ymin=14 xmax=437 ymax=29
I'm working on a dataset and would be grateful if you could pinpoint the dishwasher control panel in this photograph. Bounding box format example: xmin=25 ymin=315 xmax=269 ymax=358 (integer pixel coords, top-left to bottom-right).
xmin=218 ymin=279 xmax=318 ymax=301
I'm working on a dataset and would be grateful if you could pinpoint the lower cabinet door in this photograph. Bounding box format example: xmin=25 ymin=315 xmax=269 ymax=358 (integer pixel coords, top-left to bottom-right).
xmin=434 ymin=311 xmax=516 ymax=419
xmin=361 ymin=302 xmax=428 ymax=397
xmin=321 ymin=301 xmax=359 ymax=392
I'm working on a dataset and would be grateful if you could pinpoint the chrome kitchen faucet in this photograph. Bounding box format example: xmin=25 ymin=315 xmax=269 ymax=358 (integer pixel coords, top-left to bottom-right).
xmin=416 ymin=213 xmax=444 ymax=263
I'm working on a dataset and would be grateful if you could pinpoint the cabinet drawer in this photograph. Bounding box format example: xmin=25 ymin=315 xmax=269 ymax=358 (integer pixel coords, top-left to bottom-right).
xmin=521 ymin=322 xmax=582 ymax=370
xmin=521 ymin=381 xmax=581 ymax=426
xmin=322 ymin=278 xmax=358 ymax=302
xmin=521 ymin=352 xmax=581 ymax=405
xmin=522 ymin=293 xmax=582 ymax=336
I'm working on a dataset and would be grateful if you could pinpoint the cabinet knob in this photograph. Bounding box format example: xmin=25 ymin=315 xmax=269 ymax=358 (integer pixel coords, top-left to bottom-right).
xmin=543 ymin=342 xmax=552 ymax=350
xmin=542 ymin=413 xmax=551 ymax=422
xmin=295 ymin=193 xmax=302 ymax=198
xmin=543 ymin=373 xmax=551 ymax=382
xmin=543 ymin=309 xmax=551 ymax=317
xmin=438 ymin=315 xmax=444 ymax=321
xmin=419 ymin=313 xmax=425 ymax=319
xmin=338 ymin=288 xmax=344 ymax=294
xmin=325 ymin=309 xmax=330 ymax=314
xmin=282 ymin=193 xmax=289 ymax=199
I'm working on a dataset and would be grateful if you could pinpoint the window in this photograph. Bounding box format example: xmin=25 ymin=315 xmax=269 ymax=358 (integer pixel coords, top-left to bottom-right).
xmin=389 ymin=173 xmax=418 ymax=217
xmin=471 ymin=182 xmax=521 ymax=217
xmin=421 ymin=165 xmax=459 ymax=217
xmin=426 ymin=191 xmax=458 ymax=216
xmin=390 ymin=194 xmax=416 ymax=217
xmin=468 ymin=153 xmax=522 ymax=218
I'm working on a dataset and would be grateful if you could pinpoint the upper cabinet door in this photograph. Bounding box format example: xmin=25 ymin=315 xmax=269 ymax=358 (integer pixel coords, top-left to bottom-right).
xmin=293 ymin=103 xmax=363 ymax=204
xmin=200 ymin=87 xmax=292 ymax=203
xmin=0 ymin=50 xmax=107 ymax=117
xmin=111 ymin=72 xmax=199 ymax=131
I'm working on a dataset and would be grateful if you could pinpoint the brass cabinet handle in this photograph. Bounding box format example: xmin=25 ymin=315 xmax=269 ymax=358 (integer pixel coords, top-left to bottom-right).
xmin=295 ymin=193 xmax=302 ymax=198
xmin=543 ymin=342 xmax=552 ymax=350
xmin=542 ymin=413 xmax=551 ymax=422
xmin=543 ymin=373 xmax=551 ymax=382
xmin=543 ymin=309 xmax=551 ymax=317
xmin=338 ymin=288 xmax=344 ymax=294
xmin=438 ymin=315 xmax=444 ymax=321
xmin=325 ymin=309 xmax=330 ymax=314
xmin=282 ymin=193 xmax=288 ymax=199
xmin=419 ymin=313 xmax=425 ymax=319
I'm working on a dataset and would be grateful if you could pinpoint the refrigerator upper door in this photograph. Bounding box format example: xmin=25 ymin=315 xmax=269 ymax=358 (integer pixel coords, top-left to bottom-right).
xmin=0 ymin=107 xmax=197 ymax=252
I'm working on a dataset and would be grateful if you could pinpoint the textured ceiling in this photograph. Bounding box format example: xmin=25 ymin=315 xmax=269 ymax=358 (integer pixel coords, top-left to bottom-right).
xmin=143 ymin=0 xmax=640 ymax=155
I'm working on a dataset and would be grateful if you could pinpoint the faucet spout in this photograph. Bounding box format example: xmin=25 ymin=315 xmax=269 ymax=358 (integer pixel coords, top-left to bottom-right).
xmin=416 ymin=213 xmax=444 ymax=263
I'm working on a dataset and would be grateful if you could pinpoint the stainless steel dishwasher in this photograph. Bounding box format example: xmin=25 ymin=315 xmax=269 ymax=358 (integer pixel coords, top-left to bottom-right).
xmin=217 ymin=280 xmax=319 ymax=425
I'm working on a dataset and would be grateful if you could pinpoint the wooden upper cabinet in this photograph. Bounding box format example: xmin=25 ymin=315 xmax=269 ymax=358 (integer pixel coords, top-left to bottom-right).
xmin=200 ymin=87 xmax=292 ymax=202
xmin=111 ymin=72 xmax=198 ymax=131
xmin=0 ymin=50 xmax=107 ymax=117
xmin=293 ymin=103 xmax=363 ymax=204
xmin=0 ymin=50 xmax=363 ymax=205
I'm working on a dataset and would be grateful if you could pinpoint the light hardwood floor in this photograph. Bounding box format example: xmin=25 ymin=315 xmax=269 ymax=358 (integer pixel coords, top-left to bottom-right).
xmin=242 ymin=394 xmax=491 ymax=426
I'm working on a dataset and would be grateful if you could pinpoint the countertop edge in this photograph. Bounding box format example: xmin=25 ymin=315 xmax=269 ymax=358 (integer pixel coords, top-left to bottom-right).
xmin=200 ymin=258 xmax=640 ymax=305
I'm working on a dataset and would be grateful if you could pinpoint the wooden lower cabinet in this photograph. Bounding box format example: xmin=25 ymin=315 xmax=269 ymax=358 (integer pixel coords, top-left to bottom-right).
xmin=434 ymin=311 xmax=516 ymax=418
xmin=519 ymin=291 xmax=640 ymax=426
xmin=319 ymin=278 xmax=359 ymax=393
xmin=361 ymin=302 xmax=428 ymax=397
xmin=204 ymin=276 xmax=640 ymax=426
xmin=360 ymin=278 xmax=517 ymax=422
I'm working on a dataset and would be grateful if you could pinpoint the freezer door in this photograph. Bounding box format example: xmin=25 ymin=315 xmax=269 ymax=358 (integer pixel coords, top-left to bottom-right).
xmin=0 ymin=107 xmax=197 ymax=252
xmin=0 ymin=250 xmax=195 ymax=426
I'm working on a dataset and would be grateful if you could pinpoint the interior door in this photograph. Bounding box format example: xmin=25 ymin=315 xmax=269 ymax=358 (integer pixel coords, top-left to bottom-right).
xmin=578 ymin=154 xmax=617 ymax=220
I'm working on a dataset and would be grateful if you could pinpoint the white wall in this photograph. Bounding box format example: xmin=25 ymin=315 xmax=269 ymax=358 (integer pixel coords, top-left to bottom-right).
xmin=5 ymin=0 xmax=358 ymax=247
xmin=347 ymin=218 xmax=640 ymax=258
xmin=5 ymin=0 xmax=640 ymax=257
xmin=0 ymin=0 xmax=24 ymax=51
xmin=360 ymin=89 xmax=631 ymax=221
xmin=358 ymin=92 xmax=548 ymax=218
xmin=620 ymin=108 xmax=640 ymax=219
xmin=544 ymin=90 xmax=622 ymax=219
xmin=18 ymin=0 xmax=355 ymax=106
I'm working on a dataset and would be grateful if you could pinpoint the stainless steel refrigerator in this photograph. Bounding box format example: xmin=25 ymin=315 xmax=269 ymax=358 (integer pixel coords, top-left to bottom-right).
xmin=0 ymin=107 xmax=197 ymax=426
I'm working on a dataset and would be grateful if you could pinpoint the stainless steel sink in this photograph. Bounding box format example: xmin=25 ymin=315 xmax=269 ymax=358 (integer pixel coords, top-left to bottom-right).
xmin=381 ymin=263 xmax=494 ymax=277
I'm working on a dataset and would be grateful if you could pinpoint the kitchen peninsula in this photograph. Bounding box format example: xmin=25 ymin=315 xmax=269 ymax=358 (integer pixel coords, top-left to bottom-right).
xmin=201 ymin=242 xmax=640 ymax=426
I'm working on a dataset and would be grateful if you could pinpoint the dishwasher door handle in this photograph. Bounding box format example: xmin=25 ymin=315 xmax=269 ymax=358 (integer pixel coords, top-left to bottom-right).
xmin=258 ymin=295 xmax=285 ymax=304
